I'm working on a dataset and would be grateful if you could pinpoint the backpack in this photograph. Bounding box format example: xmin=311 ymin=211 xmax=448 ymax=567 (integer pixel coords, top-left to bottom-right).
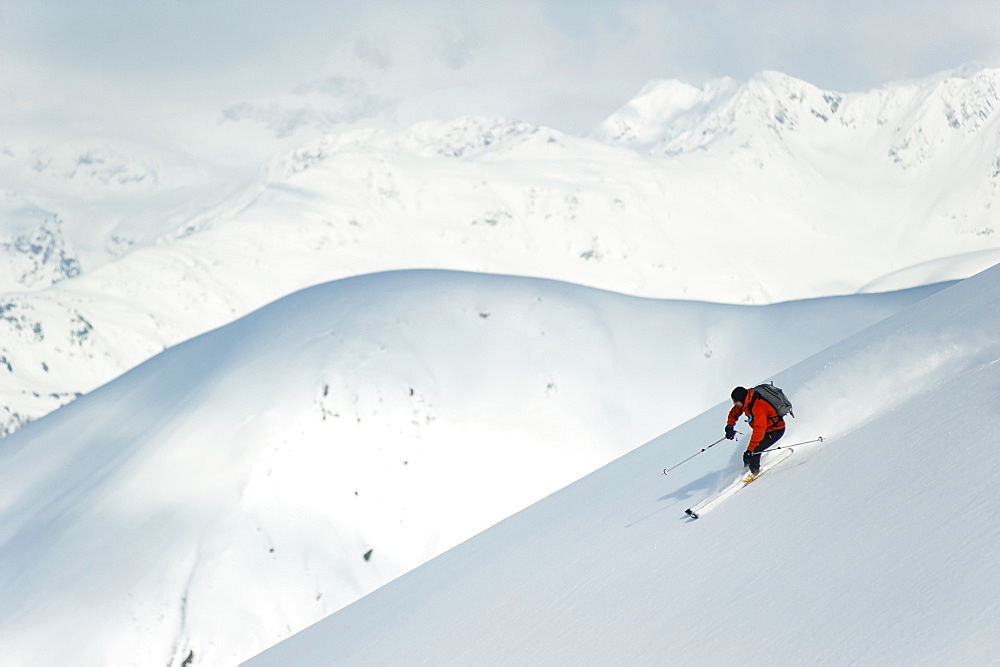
xmin=750 ymin=382 xmax=794 ymax=419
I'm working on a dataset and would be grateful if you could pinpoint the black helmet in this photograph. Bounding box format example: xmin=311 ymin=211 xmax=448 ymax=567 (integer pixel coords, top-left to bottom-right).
xmin=731 ymin=386 xmax=748 ymax=403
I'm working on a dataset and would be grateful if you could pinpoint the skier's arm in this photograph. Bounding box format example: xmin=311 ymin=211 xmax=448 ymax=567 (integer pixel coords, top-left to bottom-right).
xmin=726 ymin=403 xmax=742 ymax=426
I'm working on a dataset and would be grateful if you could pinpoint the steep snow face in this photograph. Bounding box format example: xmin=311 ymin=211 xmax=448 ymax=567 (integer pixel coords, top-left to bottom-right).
xmin=0 ymin=270 xmax=947 ymax=665
xmin=246 ymin=264 xmax=1000 ymax=667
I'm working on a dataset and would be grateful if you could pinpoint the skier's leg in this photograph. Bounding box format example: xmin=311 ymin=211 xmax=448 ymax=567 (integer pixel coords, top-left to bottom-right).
xmin=749 ymin=429 xmax=784 ymax=473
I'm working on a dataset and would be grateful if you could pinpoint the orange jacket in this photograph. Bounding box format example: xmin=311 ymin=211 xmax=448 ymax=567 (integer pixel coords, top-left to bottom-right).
xmin=727 ymin=388 xmax=786 ymax=451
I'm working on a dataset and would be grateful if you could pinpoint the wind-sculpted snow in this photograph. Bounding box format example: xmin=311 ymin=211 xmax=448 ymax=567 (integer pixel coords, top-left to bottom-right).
xmin=0 ymin=270 xmax=951 ymax=665
xmin=247 ymin=266 xmax=1000 ymax=667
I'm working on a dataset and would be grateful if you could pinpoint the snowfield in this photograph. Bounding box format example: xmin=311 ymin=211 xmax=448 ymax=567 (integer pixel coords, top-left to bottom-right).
xmin=0 ymin=270 xmax=950 ymax=665
xmin=247 ymin=264 xmax=1000 ymax=666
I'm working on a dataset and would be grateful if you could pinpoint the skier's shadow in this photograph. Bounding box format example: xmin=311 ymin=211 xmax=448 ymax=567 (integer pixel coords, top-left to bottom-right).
xmin=625 ymin=451 xmax=808 ymax=527
xmin=659 ymin=470 xmax=730 ymax=504
xmin=624 ymin=469 xmax=728 ymax=528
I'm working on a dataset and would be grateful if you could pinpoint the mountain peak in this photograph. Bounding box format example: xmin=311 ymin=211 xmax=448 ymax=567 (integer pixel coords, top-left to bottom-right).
xmin=593 ymin=69 xmax=845 ymax=153
xmin=590 ymin=76 xmax=738 ymax=146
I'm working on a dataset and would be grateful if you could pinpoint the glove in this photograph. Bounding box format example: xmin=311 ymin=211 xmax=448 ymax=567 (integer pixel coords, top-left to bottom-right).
xmin=725 ymin=425 xmax=736 ymax=440
xmin=742 ymin=449 xmax=754 ymax=467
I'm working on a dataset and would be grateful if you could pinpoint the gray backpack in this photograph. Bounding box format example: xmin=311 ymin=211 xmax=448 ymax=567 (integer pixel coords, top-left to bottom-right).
xmin=751 ymin=382 xmax=794 ymax=419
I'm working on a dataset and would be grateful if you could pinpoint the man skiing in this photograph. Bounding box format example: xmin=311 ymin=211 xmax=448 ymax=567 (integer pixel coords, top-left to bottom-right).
xmin=724 ymin=386 xmax=785 ymax=479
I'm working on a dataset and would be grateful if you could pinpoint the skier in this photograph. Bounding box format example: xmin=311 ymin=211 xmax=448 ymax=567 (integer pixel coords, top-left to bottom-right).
xmin=724 ymin=386 xmax=785 ymax=478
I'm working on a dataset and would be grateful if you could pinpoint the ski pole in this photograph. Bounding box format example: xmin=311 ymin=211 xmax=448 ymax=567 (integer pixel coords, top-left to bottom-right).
xmin=758 ymin=436 xmax=825 ymax=454
xmin=662 ymin=435 xmax=735 ymax=475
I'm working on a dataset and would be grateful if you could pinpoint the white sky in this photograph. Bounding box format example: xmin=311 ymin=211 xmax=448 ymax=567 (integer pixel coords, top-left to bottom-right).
xmin=2 ymin=0 xmax=999 ymax=154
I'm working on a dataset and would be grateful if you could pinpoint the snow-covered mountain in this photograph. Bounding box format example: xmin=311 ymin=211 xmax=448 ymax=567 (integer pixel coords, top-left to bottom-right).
xmin=0 ymin=135 xmax=233 ymax=267
xmin=592 ymin=67 xmax=1000 ymax=287
xmin=0 ymin=269 xmax=947 ymax=665
xmin=2 ymin=67 xmax=999 ymax=438
xmin=247 ymin=264 xmax=1000 ymax=666
xmin=2 ymin=66 xmax=1000 ymax=664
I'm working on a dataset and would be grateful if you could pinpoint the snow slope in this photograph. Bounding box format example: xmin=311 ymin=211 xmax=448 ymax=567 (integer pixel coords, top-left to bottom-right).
xmin=0 ymin=270 xmax=945 ymax=665
xmin=248 ymin=263 xmax=1000 ymax=665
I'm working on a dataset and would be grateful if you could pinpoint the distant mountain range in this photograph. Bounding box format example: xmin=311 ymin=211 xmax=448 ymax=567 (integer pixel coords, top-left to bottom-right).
xmin=1 ymin=67 xmax=998 ymax=436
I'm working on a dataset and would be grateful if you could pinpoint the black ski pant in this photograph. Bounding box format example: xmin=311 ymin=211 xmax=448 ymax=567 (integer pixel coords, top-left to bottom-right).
xmin=747 ymin=428 xmax=784 ymax=474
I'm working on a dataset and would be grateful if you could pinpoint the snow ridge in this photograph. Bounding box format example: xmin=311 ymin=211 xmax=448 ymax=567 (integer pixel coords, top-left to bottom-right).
xmin=595 ymin=67 xmax=1000 ymax=161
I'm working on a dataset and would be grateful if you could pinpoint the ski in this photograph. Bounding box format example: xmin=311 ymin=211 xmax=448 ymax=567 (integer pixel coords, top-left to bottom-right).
xmin=684 ymin=449 xmax=793 ymax=519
